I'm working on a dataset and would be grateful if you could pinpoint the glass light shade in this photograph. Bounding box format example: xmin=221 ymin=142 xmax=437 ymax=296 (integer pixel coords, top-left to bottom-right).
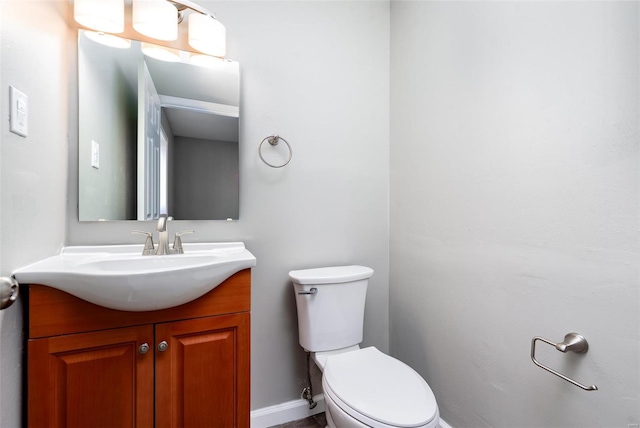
xmin=141 ymin=43 xmax=181 ymax=62
xmin=133 ymin=0 xmax=178 ymax=41
xmin=188 ymin=13 xmax=226 ymax=58
xmin=84 ymin=31 xmax=131 ymax=49
xmin=74 ymin=0 xmax=124 ymax=33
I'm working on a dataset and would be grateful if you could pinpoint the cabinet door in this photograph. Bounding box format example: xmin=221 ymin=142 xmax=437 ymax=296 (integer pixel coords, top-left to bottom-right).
xmin=155 ymin=313 xmax=250 ymax=428
xmin=28 ymin=325 xmax=154 ymax=428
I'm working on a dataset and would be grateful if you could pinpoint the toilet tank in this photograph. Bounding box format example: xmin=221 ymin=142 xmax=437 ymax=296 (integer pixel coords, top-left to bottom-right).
xmin=289 ymin=265 xmax=374 ymax=352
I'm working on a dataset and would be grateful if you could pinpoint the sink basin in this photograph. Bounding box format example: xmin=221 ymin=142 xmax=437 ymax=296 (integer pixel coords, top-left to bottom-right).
xmin=13 ymin=242 xmax=256 ymax=311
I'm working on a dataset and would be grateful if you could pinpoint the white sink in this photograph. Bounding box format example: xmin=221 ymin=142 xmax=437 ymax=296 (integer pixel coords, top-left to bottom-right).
xmin=13 ymin=242 xmax=256 ymax=311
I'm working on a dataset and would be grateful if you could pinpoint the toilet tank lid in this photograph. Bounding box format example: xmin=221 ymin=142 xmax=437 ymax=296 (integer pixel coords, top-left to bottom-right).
xmin=289 ymin=265 xmax=374 ymax=285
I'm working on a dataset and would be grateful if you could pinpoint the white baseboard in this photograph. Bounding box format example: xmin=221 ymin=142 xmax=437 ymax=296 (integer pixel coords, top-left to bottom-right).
xmin=250 ymin=395 xmax=452 ymax=428
xmin=251 ymin=394 xmax=326 ymax=428
xmin=439 ymin=418 xmax=453 ymax=428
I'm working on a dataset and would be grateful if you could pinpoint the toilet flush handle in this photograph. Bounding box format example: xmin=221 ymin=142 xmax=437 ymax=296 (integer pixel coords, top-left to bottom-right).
xmin=298 ymin=287 xmax=318 ymax=295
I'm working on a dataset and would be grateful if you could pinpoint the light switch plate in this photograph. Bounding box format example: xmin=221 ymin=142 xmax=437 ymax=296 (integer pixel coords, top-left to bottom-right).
xmin=91 ymin=140 xmax=100 ymax=169
xmin=9 ymin=86 xmax=28 ymax=137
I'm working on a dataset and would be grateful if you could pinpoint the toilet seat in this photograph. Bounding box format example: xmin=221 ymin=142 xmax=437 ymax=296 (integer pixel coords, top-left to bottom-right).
xmin=323 ymin=347 xmax=438 ymax=428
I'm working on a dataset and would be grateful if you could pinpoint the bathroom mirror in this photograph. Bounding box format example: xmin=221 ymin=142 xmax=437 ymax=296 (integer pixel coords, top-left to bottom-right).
xmin=78 ymin=30 xmax=239 ymax=221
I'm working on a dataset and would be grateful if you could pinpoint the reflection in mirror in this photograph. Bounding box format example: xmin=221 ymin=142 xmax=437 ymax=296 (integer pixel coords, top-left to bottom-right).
xmin=78 ymin=30 xmax=240 ymax=221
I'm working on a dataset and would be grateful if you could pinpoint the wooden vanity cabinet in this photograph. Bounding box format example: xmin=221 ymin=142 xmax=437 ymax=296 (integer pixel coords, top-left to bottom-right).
xmin=23 ymin=269 xmax=251 ymax=428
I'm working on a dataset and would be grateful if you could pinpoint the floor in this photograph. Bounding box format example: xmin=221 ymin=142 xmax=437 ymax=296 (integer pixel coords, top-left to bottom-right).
xmin=269 ymin=413 xmax=327 ymax=428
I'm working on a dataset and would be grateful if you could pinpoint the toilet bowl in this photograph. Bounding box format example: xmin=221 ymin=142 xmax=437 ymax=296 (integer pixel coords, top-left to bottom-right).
xmin=320 ymin=346 xmax=439 ymax=428
xmin=290 ymin=266 xmax=440 ymax=428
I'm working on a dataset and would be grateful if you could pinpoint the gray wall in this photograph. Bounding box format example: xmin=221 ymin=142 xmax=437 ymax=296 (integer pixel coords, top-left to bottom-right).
xmin=172 ymin=136 xmax=239 ymax=220
xmin=0 ymin=2 xmax=390 ymax=424
xmin=390 ymin=1 xmax=639 ymax=427
xmin=3 ymin=1 xmax=638 ymax=427
xmin=66 ymin=0 xmax=391 ymax=412
xmin=0 ymin=1 xmax=70 ymax=425
xmin=78 ymin=32 xmax=137 ymax=221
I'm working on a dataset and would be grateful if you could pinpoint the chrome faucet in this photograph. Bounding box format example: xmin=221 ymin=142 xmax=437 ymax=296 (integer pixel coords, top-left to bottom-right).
xmin=155 ymin=215 xmax=170 ymax=255
xmin=132 ymin=215 xmax=194 ymax=255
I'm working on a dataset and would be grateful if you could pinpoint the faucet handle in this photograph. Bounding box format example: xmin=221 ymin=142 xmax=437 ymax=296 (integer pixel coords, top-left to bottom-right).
xmin=132 ymin=231 xmax=155 ymax=255
xmin=173 ymin=230 xmax=194 ymax=254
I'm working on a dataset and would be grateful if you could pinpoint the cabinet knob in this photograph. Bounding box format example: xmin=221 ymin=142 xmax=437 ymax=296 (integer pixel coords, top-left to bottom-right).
xmin=157 ymin=341 xmax=169 ymax=352
xmin=138 ymin=343 xmax=150 ymax=355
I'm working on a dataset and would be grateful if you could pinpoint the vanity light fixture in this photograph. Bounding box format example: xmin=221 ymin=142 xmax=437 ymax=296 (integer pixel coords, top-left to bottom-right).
xmin=74 ymin=0 xmax=227 ymax=58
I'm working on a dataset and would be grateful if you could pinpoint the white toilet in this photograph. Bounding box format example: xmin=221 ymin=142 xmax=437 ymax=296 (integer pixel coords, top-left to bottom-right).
xmin=290 ymin=265 xmax=440 ymax=428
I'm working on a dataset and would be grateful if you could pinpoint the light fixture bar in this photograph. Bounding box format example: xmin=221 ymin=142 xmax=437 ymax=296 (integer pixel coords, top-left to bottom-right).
xmin=170 ymin=0 xmax=227 ymax=58
xmin=168 ymin=0 xmax=216 ymax=18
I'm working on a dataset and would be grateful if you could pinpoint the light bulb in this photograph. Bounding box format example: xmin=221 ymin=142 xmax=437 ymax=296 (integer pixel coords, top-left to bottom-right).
xmin=188 ymin=13 xmax=226 ymax=58
xmin=133 ymin=0 xmax=178 ymax=41
xmin=141 ymin=43 xmax=181 ymax=62
xmin=74 ymin=0 xmax=124 ymax=33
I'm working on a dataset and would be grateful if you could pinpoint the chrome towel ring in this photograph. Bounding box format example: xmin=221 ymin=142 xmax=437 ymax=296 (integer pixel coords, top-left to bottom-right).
xmin=259 ymin=134 xmax=292 ymax=168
